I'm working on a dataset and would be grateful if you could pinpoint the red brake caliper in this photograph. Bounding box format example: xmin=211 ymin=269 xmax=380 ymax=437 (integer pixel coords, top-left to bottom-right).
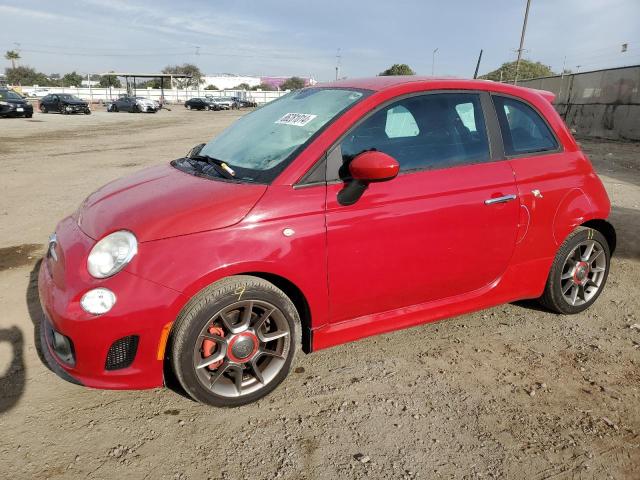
xmin=202 ymin=325 xmax=225 ymax=370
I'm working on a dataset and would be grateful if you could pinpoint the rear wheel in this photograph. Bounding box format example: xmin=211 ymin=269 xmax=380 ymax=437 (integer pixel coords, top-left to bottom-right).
xmin=40 ymin=104 xmax=48 ymax=113
xmin=539 ymin=227 xmax=610 ymax=314
xmin=171 ymin=275 xmax=300 ymax=407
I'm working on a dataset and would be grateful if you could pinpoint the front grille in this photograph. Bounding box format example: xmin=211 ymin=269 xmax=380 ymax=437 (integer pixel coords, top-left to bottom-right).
xmin=105 ymin=335 xmax=139 ymax=370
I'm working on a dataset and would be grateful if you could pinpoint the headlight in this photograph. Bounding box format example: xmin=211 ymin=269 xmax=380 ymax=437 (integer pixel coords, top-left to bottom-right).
xmin=0 ymin=101 xmax=9 ymax=106
xmin=81 ymin=288 xmax=116 ymax=315
xmin=87 ymin=230 xmax=137 ymax=278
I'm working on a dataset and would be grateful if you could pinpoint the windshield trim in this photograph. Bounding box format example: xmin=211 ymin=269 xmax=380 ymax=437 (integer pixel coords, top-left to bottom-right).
xmin=191 ymin=87 xmax=372 ymax=185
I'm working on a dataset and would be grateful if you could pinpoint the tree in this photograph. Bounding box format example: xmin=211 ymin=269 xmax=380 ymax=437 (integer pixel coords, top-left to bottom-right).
xmin=61 ymin=71 xmax=83 ymax=87
xmin=162 ymin=63 xmax=203 ymax=88
xmin=480 ymin=59 xmax=556 ymax=82
xmin=379 ymin=64 xmax=415 ymax=76
xmin=232 ymin=83 xmax=251 ymax=90
xmin=4 ymin=66 xmax=50 ymax=86
xmin=4 ymin=50 xmax=20 ymax=69
xmin=251 ymin=83 xmax=276 ymax=91
xmin=98 ymin=74 xmax=122 ymax=88
xmin=204 ymin=85 xmax=218 ymax=90
xmin=280 ymin=76 xmax=306 ymax=90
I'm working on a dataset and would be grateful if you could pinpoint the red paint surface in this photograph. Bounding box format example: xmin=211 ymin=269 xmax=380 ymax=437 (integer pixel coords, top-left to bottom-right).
xmin=39 ymin=77 xmax=612 ymax=390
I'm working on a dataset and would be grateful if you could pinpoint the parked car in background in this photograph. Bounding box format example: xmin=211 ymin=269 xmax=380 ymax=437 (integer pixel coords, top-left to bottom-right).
xmin=206 ymin=96 xmax=238 ymax=110
xmin=39 ymin=94 xmax=91 ymax=115
xmin=184 ymin=97 xmax=218 ymax=111
xmin=0 ymin=88 xmax=33 ymax=118
xmin=231 ymin=96 xmax=257 ymax=108
xmin=38 ymin=77 xmax=615 ymax=408
xmin=27 ymin=87 xmax=52 ymax=98
xmin=107 ymin=95 xmax=158 ymax=113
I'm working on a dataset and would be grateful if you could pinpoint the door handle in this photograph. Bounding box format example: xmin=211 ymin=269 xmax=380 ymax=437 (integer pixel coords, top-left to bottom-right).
xmin=484 ymin=194 xmax=517 ymax=205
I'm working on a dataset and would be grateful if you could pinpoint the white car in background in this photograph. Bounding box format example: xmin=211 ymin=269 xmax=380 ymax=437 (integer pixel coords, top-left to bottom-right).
xmin=205 ymin=96 xmax=238 ymax=110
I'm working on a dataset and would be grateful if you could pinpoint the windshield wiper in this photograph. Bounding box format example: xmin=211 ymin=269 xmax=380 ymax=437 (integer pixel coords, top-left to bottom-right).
xmin=190 ymin=155 xmax=236 ymax=180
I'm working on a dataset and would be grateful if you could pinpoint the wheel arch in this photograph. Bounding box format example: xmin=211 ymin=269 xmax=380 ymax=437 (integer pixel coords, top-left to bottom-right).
xmin=172 ymin=270 xmax=314 ymax=355
xmin=581 ymin=218 xmax=616 ymax=255
xmin=243 ymin=272 xmax=313 ymax=354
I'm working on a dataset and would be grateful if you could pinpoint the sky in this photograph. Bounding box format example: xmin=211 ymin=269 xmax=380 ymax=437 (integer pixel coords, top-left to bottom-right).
xmin=1 ymin=0 xmax=639 ymax=81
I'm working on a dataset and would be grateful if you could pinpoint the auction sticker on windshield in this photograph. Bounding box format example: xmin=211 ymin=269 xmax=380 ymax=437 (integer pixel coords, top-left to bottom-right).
xmin=275 ymin=113 xmax=318 ymax=127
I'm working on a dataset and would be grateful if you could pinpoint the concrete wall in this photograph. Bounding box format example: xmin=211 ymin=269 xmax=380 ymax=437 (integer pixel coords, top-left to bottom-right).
xmin=518 ymin=65 xmax=640 ymax=141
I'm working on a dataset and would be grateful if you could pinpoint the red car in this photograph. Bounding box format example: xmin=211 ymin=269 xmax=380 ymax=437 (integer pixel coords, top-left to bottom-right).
xmin=38 ymin=77 xmax=615 ymax=407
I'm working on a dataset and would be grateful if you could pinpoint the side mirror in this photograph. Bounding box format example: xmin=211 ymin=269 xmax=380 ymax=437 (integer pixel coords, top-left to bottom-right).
xmin=338 ymin=151 xmax=399 ymax=206
xmin=187 ymin=143 xmax=205 ymax=158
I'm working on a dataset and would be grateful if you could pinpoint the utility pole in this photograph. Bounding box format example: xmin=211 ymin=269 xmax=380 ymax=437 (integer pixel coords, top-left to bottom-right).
xmin=473 ymin=49 xmax=483 ymax=79
xmin=432 ymin=48 xmax=438 ymax=76
xmin=335 ymin=48 xmax=342 ymax=81
xmin=514 ymin=0 xmax=532 ymax=85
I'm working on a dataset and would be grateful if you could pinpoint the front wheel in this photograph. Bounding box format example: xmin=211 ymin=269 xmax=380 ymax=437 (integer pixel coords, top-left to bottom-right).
xmin=170 ymin=275 xmax=300 ymax=407
xmin=539 ymin=227 xmax=610 ymax=314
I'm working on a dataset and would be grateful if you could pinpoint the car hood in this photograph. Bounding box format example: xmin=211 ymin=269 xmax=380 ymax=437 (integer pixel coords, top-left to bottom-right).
xmin=76 ymin=163 xmax=267 ymax=242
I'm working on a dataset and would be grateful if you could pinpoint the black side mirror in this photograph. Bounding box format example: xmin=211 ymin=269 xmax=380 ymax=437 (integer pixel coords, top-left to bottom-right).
xmin=187 ymin=143 xmax=206 ymax=158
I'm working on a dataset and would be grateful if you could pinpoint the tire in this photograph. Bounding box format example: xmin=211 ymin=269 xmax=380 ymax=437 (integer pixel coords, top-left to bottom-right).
xmin=40 ymin=105 xmax=48 ymax=113
xmin=539 ymin=227 xmax=610 ymax=314
xmin=85 ymin=109 xmax=91 ymax=115
xmin=170 ymin=275 xmax=301 ymax=407
xmin=25 ymin=114 xmax=33 ymax=118
xmin=187 ymin=105 xmax=192 ymax=110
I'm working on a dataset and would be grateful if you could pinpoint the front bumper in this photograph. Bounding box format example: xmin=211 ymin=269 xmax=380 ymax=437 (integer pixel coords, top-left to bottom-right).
xmin=37 ymin=217 xmax=186 ymax=389
xmin=62 ymin=104 xmax=89 ymax=113
xmin=0 ymin=103 xmax=33 ymax=116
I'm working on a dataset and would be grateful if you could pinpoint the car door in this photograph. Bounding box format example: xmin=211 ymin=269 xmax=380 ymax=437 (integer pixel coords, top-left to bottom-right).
xmin=325 ymin=92 xmax=520 ymax=323
xmin=51 ymin=95 xmax=60 ymax=111
xmin=491 ymin=94 xmax=568 ymax=262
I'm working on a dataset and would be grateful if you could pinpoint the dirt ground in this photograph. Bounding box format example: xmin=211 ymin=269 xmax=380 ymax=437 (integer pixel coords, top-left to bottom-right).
xmin=0 ymin=107 xmax=638 ymax=480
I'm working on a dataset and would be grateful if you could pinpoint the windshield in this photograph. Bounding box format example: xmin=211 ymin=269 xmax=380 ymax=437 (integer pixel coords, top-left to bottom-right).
xmin=0 ymin=90 xmax=24 ymax=101
xmin=199 ymin=88 xmax=368 ymax=183
xmin=59 ymin=94 xmax=82 ymax=101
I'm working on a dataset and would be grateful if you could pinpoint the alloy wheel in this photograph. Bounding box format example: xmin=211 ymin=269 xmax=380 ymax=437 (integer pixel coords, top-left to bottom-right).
xmin=560 ymin=239 xmax=607 ymax=306
xmin=192 ymin=299 xmax=291 ymax=398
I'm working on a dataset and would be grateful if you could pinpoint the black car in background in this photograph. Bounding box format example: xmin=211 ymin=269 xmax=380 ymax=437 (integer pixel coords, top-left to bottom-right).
xmin=184 ymin=97 xmax=218 ymax=110
xmin=0 ymin=89 xmax=33 ymax=118
xmin=39 ymin=94 xmax=91 ymax=115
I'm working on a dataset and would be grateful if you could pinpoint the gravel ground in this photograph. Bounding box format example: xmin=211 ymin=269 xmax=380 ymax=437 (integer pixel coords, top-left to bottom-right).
xmin=0 ymin=108 xmax=638 ymax=479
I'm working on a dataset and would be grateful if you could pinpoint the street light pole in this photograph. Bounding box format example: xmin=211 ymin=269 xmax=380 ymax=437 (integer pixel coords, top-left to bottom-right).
xmin=514 ymin=0 xmax=532 ymax=85
xmin=432 ymin=48 xmax=438 ymax=76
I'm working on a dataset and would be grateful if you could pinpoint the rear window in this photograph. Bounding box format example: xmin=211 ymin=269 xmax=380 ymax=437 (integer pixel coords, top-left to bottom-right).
xmin=493 ymin=96 xmax=558 ymax=155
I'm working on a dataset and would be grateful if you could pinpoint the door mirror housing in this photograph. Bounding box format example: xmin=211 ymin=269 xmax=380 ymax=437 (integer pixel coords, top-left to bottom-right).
xmin=338 ymin=151 xmax=400 ymax=206
xmin=349 ymin=151 xmax=400 ymax=183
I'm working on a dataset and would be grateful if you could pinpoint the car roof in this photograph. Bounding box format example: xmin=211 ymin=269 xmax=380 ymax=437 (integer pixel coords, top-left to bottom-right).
xmin=315 ymin=76 xmax=555 ymax=103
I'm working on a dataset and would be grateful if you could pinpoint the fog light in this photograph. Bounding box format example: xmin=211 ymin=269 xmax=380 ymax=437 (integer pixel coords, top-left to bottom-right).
xmin=80 ymin=288 xmax=116 ymax=315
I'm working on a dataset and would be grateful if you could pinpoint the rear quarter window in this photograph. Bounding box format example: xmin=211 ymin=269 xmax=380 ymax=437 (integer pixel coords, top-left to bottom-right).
xmin=493 ymin=95 xmax=558 ymax=156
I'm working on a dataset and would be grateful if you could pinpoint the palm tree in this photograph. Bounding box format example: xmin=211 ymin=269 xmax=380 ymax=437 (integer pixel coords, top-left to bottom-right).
xmin=5 ymin=50 xmax=20 ymax=69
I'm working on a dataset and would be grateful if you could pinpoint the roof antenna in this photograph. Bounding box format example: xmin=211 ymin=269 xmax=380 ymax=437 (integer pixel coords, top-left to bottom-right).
xmin=473 ymin=49 xmax=483 ymax=79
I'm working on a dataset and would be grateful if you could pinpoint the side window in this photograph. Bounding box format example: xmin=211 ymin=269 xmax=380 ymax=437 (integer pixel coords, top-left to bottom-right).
xmin=493 ymin=95 xmax=558 ymax=155
xmin=338 ymin=93 xmax=490 ymax=174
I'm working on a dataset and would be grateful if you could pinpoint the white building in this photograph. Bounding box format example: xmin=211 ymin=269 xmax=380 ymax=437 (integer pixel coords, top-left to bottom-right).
xmin=201 ymin=74 xmax=261 ymax=90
